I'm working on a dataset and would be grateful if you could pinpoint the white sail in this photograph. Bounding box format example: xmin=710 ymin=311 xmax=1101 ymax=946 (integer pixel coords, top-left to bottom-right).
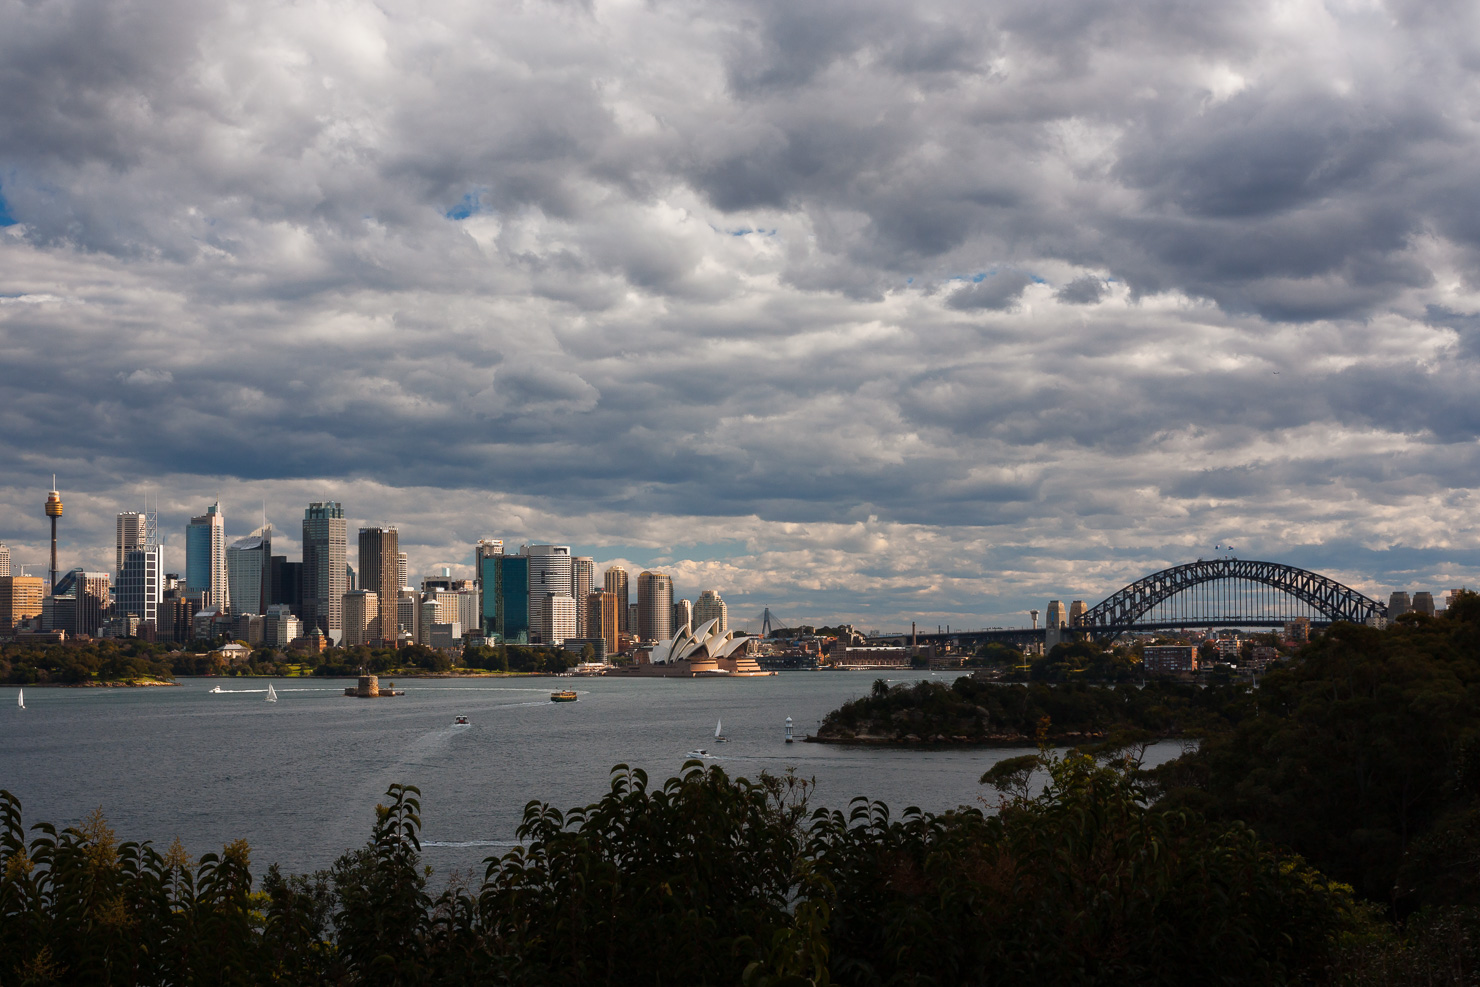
xmin=715 ymin=719 xmax=721 ymax=738
xmin=265 ymin=683 xmax=277 ymax=703
xmin=17 ymin=689 xmax=23 ymax=709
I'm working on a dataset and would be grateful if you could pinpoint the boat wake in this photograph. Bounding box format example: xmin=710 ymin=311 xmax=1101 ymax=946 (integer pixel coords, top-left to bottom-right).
xmin=421 ymin=840 xmax=523 ymax=849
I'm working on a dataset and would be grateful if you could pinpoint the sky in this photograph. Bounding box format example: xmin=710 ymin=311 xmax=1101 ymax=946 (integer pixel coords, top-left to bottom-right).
xmin=2 ymin=0 xmax=1479 ymax=633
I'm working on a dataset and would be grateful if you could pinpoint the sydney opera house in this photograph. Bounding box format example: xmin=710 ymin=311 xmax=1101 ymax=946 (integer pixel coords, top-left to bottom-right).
xmin=620 ymin=618 xmax=774 ymax=677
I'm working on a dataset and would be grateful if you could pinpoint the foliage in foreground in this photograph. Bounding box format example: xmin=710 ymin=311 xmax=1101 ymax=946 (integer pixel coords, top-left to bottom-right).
xmin=1157 ymin=595 xmax=1480 ymax=913
xmin=2 ymin=752 xmax=1381 ymax=986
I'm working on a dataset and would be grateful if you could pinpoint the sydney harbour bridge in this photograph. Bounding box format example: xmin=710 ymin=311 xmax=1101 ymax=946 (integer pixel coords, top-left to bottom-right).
xmin=873 ymin=558 xmax=1389 ymax=648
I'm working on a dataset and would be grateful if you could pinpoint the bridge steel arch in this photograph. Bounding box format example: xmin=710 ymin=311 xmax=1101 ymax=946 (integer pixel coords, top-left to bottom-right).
xmin=1078 ymin=558 xmax=1386 ymax=638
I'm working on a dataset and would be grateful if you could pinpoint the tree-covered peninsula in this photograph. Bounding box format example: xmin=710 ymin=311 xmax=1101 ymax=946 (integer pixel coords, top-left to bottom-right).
xmin=810 ymin=674 xmax=1245 ymax=744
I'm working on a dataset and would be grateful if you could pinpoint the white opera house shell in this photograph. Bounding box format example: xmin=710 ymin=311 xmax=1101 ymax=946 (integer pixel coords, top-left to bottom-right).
xmin=650 ymin=618 xmax=753 ymax=664
xmin=633 ymin=618 xmax=774 ymax=676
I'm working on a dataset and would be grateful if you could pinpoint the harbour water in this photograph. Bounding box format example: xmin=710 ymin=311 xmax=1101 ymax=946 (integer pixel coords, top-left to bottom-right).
xmin=0 ymin=671 xmax=1190 ymax=879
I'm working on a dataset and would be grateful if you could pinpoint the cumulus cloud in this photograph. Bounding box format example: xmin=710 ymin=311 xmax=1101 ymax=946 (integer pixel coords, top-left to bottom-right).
xmin=0 ymin=0 xmax=1477 ymax=627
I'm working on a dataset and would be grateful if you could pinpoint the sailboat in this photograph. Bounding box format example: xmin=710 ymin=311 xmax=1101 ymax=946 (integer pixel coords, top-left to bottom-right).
xmin=265 ymin=683 xmax=278 ymax=703
xmin=714 ymin=719 xmax=728 ymax=743
xmin=16 ymin=688 xmax=23 ymax=710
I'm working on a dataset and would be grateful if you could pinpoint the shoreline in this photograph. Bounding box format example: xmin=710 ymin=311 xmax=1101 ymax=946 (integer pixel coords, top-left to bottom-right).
xmin=7 ymin=678 xmax=180 ymax=688
xmin=806 ymin=730 xmax=1186 ymax=747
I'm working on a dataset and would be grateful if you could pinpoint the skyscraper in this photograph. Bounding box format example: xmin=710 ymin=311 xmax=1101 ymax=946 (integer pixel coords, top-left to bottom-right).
xmin=572 ymin=556 xmax=595 ymax=636
xmin=302 ymin=502 xmax=347 ymax=643
xmin=637 ymin=570 xmax=674 ymax=642
xmin=186 ymin=502 xmax=228 ymax=609
xmin=342 ymin=590 xmax=379 ymax=647
xmin=587 ymin=590 xmax=619 ymax=656
xmin=226 ymin=526 xmax=272 ymax=616
xmin=0 ymin=544 xmax=9 ymax=579
xmin=0 ymin=576 xmax=45 ymax=633
xmin=672 ymin=598 xmax=692 ymax=634
xmin=543 ymin=593 xmax=578 ymax=645
xmin=493 ymin=555 xmax=529 ymax=644
xmin=358 ymin=527 xmax=399 ymax=645
xmin=524 ymin=545 xmax=572 ymax=644
xmin=397 ymin=552 xmax=409 ymax=590
xmin=604 ymin=566 xmax=630 ymax=633
xmin=116 ymin=512 xmax=146 ymax=582
xmin=693 ymin=589 xmax=728 ymax=634
xmin=119 ymin=512 xmax=162 ymax=633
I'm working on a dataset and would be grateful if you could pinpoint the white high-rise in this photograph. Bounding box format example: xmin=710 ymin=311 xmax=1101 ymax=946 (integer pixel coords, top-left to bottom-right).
xmin=543 ymin=593 xmax=578 ymax=645
xmin=523 ymin=545 xmax=572 ymax=643
xmin=693 ymin=589 xmax=728 ymax=635
xmin=0 ymin=543 xmax=9 ymax=578
xmin=226 ymin=525 xmax=272 ymax=615
xmin=116 ymin=513 xmax=146 ymax=582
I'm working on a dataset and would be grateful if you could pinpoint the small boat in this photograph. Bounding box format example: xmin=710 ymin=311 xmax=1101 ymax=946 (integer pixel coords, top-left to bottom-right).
xmin=714 ymin=719 xmax=728 ymax=743
xmin=686 ymin=749 xmax=709 ymax=759
xmin=265 ymin=683 xmax=278 ymax=703
xmin=454 ymin=715 xmax=469 ymax=725
xmin=17 ymin=688 xmax=24 ymax=710
xmin=550 ymin=690 xmax=578 ymax=703
xmin=209 ymin=685 xmax=222 ymax=694
xmin=785 ymin=716 xmax=793 ymax=743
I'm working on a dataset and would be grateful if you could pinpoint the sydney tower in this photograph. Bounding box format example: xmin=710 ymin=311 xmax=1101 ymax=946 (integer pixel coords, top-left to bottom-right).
xmin=44 ymin=477 xmax=62 ymax=594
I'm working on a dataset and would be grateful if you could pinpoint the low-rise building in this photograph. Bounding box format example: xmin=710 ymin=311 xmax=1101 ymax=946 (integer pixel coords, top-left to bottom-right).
xmin=1143 ymin=645 xmax=1196 ymax=674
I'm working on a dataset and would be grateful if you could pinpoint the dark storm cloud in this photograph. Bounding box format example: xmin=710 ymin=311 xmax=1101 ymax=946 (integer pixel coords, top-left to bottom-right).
xmin=1 ymin=0 xmax=1479 ymax=625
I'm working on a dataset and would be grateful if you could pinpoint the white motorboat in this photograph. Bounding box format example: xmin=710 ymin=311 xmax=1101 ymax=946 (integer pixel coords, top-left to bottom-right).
xmin=209 ymin=685 xmax=222 ymax=693
xmin=685 ymin=749 xmax=709 ymax=759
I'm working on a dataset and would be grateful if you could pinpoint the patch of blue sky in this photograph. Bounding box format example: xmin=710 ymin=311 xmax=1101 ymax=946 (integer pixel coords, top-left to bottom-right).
xmin=712 ymin=225 xmax=777 ymax=237
xmin=0 ymin=185 xmax=15 ymax=226
xmin=445 ymin=188 xmax=486 ymax=221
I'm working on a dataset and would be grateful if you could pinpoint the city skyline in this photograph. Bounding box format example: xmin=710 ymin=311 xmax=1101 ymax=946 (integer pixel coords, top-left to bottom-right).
xmin=3 ymin=1 xmax=1480 ymax=629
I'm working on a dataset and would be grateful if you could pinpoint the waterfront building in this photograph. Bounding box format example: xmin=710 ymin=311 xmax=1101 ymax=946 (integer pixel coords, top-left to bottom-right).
xmin=1412 ymin=591 xmax=1436 ymax=617
xmin=157 ymin=584 xmax=195 ymax=643
xmin=1389 ymin=591 xmax=1411 ymax=618
xmin=1045 ymin=600 xmax=1066 ymax=628
xmin=186 ymin=502 xmax=229 ymax=609
xmin=226 ymin=526 xmax=272 ymax=616
xmin=358 ymin=527 xmax=400 ymax=645
xmin=398 ymin=589 xmax=420 ymax=644
xmin=524 ymin=545 xmax=572 ymax=642
xmin=302 ymin=502 xmax=347 ymax=643
xmin=637 ymin=571 xmax=674 ymax=643
xmin=116 ymin=513 xmax=145 ymax=582
xmin=1069 ymin=600 xmax=1087 ymax=627
xmin=693 ymin=590 xmax=728 ymax=635
xmin=50 ymin=569 xmax=110 ymax=637
xmin=456 ymin=587 xmax=480 ymax=639
xmin=587 ymin=590 xmax=620 ymax=656
xmin=264 ymin=604 xmax=301 ymax=648
xmin=672 ymin=598 xmax=692 ymax=634
xmin=572 ymin=557 xmax=595 ymax=636
xmin=604 ymin=566 xmax=630 ymax=633
xmin=492 ymin=555 xmax=529 ymax=644
xmin=342 ymin=590 xmax=379 ymax=647
xmin=543 ymin=592 xmax=578 ymax=645
xmin=118 ymin=546 xmax=162 ymax=632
